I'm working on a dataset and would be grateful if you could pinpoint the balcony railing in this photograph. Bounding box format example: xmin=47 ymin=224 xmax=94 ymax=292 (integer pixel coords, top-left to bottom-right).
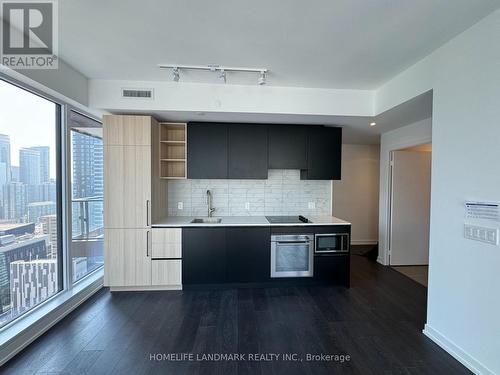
xmin=72 ymin=196 xmax=103 ymax=240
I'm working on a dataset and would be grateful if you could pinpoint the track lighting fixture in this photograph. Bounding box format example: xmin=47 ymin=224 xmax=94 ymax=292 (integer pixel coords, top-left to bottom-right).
xmin=219 ymin=69 xmax=226 ymax=84
xmin=258 ymin=70 xmax=267 ymax=85
xmin=160 ymin=64 xmax=268 ymax=85
xmin=172 ymin=67 xmax=180 ymax=82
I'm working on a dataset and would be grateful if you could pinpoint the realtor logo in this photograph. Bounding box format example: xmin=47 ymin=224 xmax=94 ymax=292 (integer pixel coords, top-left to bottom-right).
xmin=1 ymin=0 xmax=58 ymax=69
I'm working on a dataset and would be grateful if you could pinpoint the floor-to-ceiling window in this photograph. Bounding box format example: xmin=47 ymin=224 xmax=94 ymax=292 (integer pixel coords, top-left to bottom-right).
xmin=0 ymin=79 xmax=62 ymax=328
xmin=69 ymin=111 xmax=104 ymax=283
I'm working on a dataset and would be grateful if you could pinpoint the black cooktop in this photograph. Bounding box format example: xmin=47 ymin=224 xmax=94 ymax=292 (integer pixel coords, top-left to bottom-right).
xmin=265 ymin=215 xmax=311 ymax=224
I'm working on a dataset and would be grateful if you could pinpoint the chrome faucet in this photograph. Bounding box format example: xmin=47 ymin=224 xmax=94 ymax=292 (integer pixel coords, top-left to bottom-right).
xmin=207 ymin=190 xmax=216 ymax=217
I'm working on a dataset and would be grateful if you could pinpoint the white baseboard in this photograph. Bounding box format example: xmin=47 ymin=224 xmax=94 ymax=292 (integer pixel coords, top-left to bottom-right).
xmin=351 ymin=240 xmax=378 ymax=245
xmin=110 ymin=285 xmax=182 ymax=292
xmin=423 ymin=324 xmax=495 ymax=375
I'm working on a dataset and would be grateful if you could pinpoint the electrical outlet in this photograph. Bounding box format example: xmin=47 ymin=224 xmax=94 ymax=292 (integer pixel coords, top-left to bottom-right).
xmin=464 ymin=224 xmax=498 ymax=245
xmin=245 ymin=202 xmax=250 ymax=210
xmin=308 ymin=201 xmax=316 ymax=209
xmin=177 ymin=201 xmax=183 ymax=210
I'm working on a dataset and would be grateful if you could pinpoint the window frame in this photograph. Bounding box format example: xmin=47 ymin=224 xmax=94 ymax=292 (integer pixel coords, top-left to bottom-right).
xmin=0 ymin=73 xmax=103 ymax=332
xmin=65 ymin=107 xmax=104 ymax=285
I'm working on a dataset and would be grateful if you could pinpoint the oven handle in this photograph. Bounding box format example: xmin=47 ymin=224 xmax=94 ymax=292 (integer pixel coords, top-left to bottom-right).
xmin=275 ymin=240 xmax=312 ymax=245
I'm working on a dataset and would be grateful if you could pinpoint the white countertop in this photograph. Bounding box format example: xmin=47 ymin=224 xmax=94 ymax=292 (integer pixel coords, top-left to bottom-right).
xmin=152 ymin=215 xmax=351 ymax=227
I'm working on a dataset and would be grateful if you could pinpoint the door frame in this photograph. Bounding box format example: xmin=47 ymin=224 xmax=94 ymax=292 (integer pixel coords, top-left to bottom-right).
xmin=379 ymin=132 xmax=432 ymax=265
xmin=387 ymin=147 xmax=432 ymax=265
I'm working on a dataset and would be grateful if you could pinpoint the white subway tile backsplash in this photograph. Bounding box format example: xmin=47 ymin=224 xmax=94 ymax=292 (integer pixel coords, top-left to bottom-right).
xmin=167 ymin=170 xmax=331 ymax=216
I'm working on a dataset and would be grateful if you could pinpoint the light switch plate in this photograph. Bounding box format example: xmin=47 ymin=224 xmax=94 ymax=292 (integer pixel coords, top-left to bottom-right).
xmin=464 ymin=224 xmax=498 ymax=245
xmin=308 ymin=202 xmax=315 ymax=209
xmin=177 ymin=202 xmax=183 ymax=210
xmin=245 ymin=202 xmax=250 ymax=210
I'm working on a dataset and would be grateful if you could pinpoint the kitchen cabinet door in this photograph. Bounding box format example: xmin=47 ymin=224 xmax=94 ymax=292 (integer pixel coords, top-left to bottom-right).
xmin=104 ymin=228 xmax=152 ymax=287
xmin=182 ymin=228 xmax=226 ymax=284
xmin=151 ymin=228 xmax=182 ymax=258
xmin=302 ymin=127 xmax=342 ymax=180
xmin=187 ymin=122 xmax=228 ymax=179
xmin=152 ymin=260 xmax=182 ymax=286
xmin=268 ymin=125 xmax=307 ymax=169
xmin=104 ymin=145 xmax=151 ymax=228
xmin=226 ymin=227 xmax=271 ymax=283
xmin=314 ymin=254 xmax=350 ymax=287
xmin=228 ymin=124 xmax=268 ymax=179
xmin=103 ymin=115 xmax=151 ymax=146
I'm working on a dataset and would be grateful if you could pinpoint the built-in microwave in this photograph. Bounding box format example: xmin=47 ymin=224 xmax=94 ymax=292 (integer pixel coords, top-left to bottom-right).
xmin=315 ymin=233 xmax=350 ymax=254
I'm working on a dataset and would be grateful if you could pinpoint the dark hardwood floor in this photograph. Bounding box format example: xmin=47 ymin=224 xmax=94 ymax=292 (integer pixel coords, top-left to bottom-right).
xmin=2 ymin=256 xmax=470 ymax=375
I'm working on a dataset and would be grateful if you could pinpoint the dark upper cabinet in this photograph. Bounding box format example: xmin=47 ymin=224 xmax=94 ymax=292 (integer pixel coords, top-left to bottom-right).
xmin=182 ymin=227 xmax=226 ymax=284
xmin=228 ymin=124 xmax=268 ymax=179
xmin=187 ymin=122 xmax=228 ymax=179
xmin=187 ymin=122 xmax=342 ymax=180
xmin=226 ymin=227 xmax=271 ymax=283
xmin=301 ymin=127 xmax=342 ymax=180
xmin=268 ymin=125 xmax=307 ymax=169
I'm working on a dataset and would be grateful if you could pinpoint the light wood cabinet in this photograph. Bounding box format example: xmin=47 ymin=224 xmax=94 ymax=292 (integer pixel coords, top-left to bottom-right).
xmin=103 ymin=115 xmax=171 ymax=289
xmin=104 ymin=145 xmax=151 ymax=229
xmin=103 ymin=115 xmax=151 ymax=146
xmin=152 ymin=260 xmax=182 ymax=286
xmin=104 ymin=228 xmax=152 ymax=287
xmin=151 ymin=228 xmax=181 ymax=258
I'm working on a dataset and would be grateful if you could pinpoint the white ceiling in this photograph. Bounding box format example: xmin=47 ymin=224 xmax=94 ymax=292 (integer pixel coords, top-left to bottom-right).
xmin=59 ymin=0 xmax=500 ymax=89
xmin=114 ymin=90 xmax=433 ymax=144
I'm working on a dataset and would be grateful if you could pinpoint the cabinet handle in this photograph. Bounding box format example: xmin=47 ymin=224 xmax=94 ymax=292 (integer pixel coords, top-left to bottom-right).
xmin=146 ymin=230 xmax=150 ymax=257
xmin=146 ymin=200 xmax=150 ymax=226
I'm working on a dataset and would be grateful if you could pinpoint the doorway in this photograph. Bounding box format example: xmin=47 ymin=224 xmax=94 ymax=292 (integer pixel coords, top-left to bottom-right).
xmin=389 ymin=143 xmax=431 ymax=286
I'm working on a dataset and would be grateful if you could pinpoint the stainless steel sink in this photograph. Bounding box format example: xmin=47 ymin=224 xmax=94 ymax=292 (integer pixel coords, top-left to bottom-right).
xmin=190 ymin=218 xmax=222 ymax=224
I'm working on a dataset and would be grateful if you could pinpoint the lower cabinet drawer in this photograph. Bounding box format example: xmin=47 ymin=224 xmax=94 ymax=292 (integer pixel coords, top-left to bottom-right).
xmin=152 ymin=259 xmax=182 ymax=285
xmin=151 ymin=242 xmax=181 ymax=258
xmin=151 ymin=228 xmax=182 ymax=258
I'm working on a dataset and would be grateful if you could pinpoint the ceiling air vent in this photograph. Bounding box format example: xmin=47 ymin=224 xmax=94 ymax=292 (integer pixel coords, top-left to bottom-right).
xmin=121 ymin=88 xmax=154 ymax=99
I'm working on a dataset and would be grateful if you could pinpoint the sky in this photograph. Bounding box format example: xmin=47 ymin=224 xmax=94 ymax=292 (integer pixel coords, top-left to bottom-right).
xmin=0 ymin=79 xmax=57 ymax=178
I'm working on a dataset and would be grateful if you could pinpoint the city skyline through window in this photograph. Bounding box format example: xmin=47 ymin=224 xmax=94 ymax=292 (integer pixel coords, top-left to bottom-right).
xmin=69 ymin=111 xmax=104 ymax=282
xmin=0 ymin=80 xmax=57 ymax=178
xmin=0 ymin=79 xmax=62 ymax=328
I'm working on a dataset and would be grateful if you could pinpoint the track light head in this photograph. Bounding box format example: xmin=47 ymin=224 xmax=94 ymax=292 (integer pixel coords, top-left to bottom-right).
xmin=258 ymin=70 xmax=267 ymax=85
xmin=172 ymin=67 xmax=180 ymax=82
xmin=159 ymin=64 xmax=268 ymax=85
xmin=219 ymin=69 xmax=226 ymax=84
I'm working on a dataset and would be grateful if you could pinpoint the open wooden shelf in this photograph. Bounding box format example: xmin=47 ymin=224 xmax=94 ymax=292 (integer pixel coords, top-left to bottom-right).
xmin=160 ymin=160 xmax=186 ymax=179
xmin=159 ymin=123 xmax=187 ymax=179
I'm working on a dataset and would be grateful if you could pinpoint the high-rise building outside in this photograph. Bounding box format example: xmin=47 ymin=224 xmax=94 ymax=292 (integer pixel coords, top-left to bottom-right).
xmin=9 ymin=258 xmax=57 ymax=318
xmin=10 ymin=166 xmax=19 ymax=182
xmin=40 ymin=215 xmax=58 ymax=258
xmin=30 ymin=146 xmax=50 ymax=183
xmin=19 ymin=148 xmax=41 ymax=186
xmin=0 ymin=234 xmax=48 ymax=314
xmin=0 ymin=134 xmax=11 ymax=184
xmin=2 ymin=182 xmax=27 ymax=221
xmin=72 ymin=257 xmax=88 ymax=282
xmin=71 ymin=132 xmax=103 ymax=234
xmin=27 ymin=202 xmax=56 ymax=224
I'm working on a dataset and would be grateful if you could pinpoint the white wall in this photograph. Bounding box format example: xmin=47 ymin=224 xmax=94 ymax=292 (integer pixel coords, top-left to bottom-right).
xmin=377 ymin=9 xmax=500 ymax=375
xmin=89 ymin=79 xmax=374 ymax=117
xmin=333 ymin=144 xmax=380 ymax=244
xmin=378 ymin=118 xmax=432 ymax=264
